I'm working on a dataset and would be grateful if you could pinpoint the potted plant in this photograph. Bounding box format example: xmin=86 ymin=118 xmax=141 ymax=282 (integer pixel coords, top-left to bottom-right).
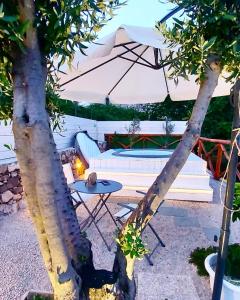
xmin=204 ymin=244 xmax=240 ymax=300
xmin=190 ymin=183 xmax=240 ymax=299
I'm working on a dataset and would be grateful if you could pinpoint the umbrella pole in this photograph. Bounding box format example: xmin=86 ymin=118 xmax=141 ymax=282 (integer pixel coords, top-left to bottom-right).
xmin=211 ymin=80 xmax=240 ymax=300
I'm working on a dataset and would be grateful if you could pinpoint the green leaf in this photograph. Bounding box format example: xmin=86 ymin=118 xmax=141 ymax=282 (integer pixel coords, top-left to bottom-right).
xmin=18 ymin=20 xmax=30 ymax=35
xmin=202 ymin=36 xmax=217 ymax=51
xmin=0 ymin=8 xmax=4 ymax=18
xmin=4 ymin=144 xmax=12 ymax=150
xmin=2 ymin=15 xmax=18 ymax=22
xmin=172 ymin=18 xmax=184 ymax=26
xmin=222 ymin=14 xmax=236 ymax=22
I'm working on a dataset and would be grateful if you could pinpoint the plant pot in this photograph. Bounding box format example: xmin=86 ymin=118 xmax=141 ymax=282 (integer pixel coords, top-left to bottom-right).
xmin=205 ymin=253 xmax=240 ymax=300
xmin=21 ymin=290 xmax=53 ymax=300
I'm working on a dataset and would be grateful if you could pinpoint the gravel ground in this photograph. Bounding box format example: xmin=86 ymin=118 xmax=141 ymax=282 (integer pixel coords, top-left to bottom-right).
xmin=0 ymin=178 xmax=239 ymax=300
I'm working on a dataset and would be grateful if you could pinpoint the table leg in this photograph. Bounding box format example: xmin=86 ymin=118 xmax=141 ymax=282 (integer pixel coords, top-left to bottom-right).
xmin=98 ymin=193 xmax=119 ymax=228
xmin=71 ymin=190 xmax=119 ymax=251
xmin=75 ymin=193 xmax=111 ymax=251
xmin=84 ymin=194 xmax=109 ymax=229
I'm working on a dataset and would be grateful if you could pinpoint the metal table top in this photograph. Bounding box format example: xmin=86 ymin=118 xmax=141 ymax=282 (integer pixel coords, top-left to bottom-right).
xmin=69 ymin=179 xmax=122 ymax=194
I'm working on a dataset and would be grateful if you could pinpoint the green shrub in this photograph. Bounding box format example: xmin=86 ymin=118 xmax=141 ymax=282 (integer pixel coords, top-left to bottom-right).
xmin=233 ymin=182 xmax=240 ymax=222
xmin=116 ymin=224 xmax=148 ymax=259
xmin=32 ymin=296 xmax=51 ymax=300
xmin=52 ymin=95 xmax=232 ymax=140
xmin=225 ymin=244 xmax=240 ymax=279
xmin=189 ymin=244 xmax=240 ymax=279
xmin=189 ymin=246 xmax=217 ymax=276
xmin=53 ymin=100 xmax=147 ymax=121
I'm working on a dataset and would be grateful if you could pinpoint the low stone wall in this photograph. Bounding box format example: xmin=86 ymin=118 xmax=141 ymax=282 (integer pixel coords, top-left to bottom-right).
xmin=0 ymin=147 xmax=80 ymax=216
xmin=60 ymin=147 xmax=81 ymax=180
xmin=0 ymin=163 xmax=23 ymax=215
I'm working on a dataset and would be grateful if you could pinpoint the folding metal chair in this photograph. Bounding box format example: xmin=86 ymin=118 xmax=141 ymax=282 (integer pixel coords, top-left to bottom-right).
xmin=114 ymin=191 xmax=165 ymax=265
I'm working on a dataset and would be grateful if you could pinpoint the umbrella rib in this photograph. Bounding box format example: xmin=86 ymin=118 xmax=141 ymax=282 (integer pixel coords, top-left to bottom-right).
xmin=159 ymin=49 xmax=170 ymax=95
xmin=158 ymin=6 xmax=183 ymax=24
xmin=108 ymin=46 xmax=149 ymax=96
xmin=122 ymin=45 xmax=154 ymax=68
xmin=60 ymin=44 xmax=142 ymax=87
xmin=114 ymin=41 xmax=137 ymax=48
xmin=118 ymin=56 xmax=155 ymax=69
xmin=118 ymin=52 xmax=179 ymax=71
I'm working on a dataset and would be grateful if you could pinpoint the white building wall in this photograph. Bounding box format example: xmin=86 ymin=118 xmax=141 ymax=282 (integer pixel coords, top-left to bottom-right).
xmin=0 ymin=120 xmax=15 ymax=162
xmin=52 ymin=115 xmax=97 ymax=151
xmin=0 ymin=116 xmax=186 ymax=164
xmin=97 ymin=120 xmax=187 ymax=141
xmin=0 ymin=116 xmax=97 ymax=164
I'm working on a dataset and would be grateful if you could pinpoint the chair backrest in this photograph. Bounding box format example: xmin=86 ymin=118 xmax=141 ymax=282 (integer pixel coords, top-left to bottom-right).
xmin=63 ymin=163 xmax=75 ymax=184
xmin=75 ymin=132 xmax=101 ymax=165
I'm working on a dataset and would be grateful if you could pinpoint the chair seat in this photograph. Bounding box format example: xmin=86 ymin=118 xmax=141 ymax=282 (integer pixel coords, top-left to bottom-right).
xmin=114 ymin=200 xmax=165 ymax=266
xmin=114 ymin=203 xmax=137 ymax=219
xmin=71 ymin=191 xmax=92 ymax=203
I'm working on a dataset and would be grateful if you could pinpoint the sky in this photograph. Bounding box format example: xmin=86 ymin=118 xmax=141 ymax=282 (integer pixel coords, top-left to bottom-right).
xmin=99 ymin=0 xmax=177 ymax=37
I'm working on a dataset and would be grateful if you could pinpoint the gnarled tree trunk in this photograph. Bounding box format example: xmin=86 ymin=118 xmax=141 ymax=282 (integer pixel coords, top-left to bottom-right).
xmin=13 ymin=53 xmax=81 ymax=300
xmin=12 ymin=1 xmax=94 ymax=299
xmin=113 ymin=55 xmax=222 ymax=299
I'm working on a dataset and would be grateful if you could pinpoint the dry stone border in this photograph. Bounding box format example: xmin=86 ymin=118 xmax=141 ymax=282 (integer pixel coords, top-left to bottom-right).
xmin=0 ymin=147 xmax=80 ymax=216
xmin=0 ymin=163 xmax=23 ymax=215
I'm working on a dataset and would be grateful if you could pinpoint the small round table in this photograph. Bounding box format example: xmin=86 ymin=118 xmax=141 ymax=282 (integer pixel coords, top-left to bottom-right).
xmin=69 ymin=179 xmax=122 ymax=250
xmin=70 ymin=179 xmax=122 ymax=195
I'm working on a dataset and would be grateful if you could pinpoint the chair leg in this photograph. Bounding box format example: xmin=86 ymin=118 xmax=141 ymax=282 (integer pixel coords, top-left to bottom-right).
xmin=142 ymin=223 xmax=165 ymax=266
xmin=148 ymin=223 xmax=165 ymax=247
xmin=101 ymin=201 xmax=120 ymax=228
xmin=80 ymin=201 xmax=111 ymax=251
xmin=144 ymin=253 xmax=154 ymax=266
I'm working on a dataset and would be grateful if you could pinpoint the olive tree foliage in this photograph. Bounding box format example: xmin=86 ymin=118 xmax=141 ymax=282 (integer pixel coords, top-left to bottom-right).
xmin=0 ymin=0 xmax=122 ymax=122
xmin=158 ymin=0 xmax=240 ymax=81
xmin=0 ymin=0 xmax=123 ymax=70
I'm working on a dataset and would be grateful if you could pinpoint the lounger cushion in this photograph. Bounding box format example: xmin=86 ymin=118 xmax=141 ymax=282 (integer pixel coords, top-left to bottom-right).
xmin=75 ymin=132 xmax=101 ymax=165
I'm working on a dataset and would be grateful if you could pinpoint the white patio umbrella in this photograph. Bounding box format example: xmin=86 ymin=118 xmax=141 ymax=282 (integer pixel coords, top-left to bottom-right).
xmin=59 ymin=25 xmax=231 ymax=104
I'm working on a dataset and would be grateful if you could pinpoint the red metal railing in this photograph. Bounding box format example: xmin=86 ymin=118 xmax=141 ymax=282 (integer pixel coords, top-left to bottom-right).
xmin=192 ymin=137 xmax=240 ymax=180
xmin=105 ymin=133 xmax=182 ymax=149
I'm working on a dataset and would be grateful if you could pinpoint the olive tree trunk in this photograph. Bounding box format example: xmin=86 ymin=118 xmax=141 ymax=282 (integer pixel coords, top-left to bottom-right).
xmin=114 ymin=55 xmax=222 ymax=299
xmin=12 ymin=1 xmax=93 ymax=299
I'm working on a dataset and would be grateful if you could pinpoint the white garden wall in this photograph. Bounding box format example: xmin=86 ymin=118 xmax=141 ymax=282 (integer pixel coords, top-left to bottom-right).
xmin=97 ymin=120 xmax=186 ymax=141
xmin=0 ymin=116 xmax=186 ymax=164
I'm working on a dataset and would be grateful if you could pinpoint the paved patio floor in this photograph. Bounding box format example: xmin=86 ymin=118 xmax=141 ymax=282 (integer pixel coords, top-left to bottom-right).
xmin=0 ymin=178 xmax=239 ymax=300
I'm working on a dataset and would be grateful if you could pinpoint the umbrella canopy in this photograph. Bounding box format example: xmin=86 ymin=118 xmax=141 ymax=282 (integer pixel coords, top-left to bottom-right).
xmin=59 ymin=25 xmax=231 ymax=104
